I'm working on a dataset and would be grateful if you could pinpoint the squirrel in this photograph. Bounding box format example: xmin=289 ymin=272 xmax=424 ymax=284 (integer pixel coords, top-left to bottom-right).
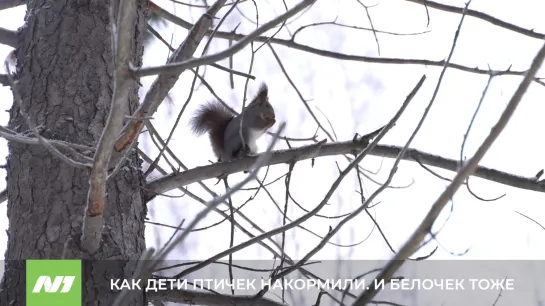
xmin=189 ymin=83 xmax=276 ymax=161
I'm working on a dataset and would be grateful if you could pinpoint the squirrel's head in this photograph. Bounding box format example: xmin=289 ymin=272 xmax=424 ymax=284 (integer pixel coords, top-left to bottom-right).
xmin=260 ymin=111 xmax=276 ymax=129
xmin=250 ymin=83 xmax=276 ymax=129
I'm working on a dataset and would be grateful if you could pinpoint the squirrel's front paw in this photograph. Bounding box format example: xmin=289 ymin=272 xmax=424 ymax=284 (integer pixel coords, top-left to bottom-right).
xmin=233 ymin=145 xmax=255 ymax=159
xmin=243 ymin=151 xmax=257 ymax=157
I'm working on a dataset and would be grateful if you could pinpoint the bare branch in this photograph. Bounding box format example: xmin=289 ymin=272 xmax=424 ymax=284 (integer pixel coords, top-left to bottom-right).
xmin=110 ymin=0 xmax=228 ymax=165
xmin=135 ymin=0 xmax=318 ymax=77
xmin=0 ymin=130 xmax=98 ymax=206
xmin=147 ymin=288 xmax=286 ymax=306
xmin=0 ymin=125 xmax=94 ymax=151
xmin=139 ymin=129 xmax=298 ymax=258
xmin=173 ymin=77 xmax=424 ymax=280
xmin=406 ymin=0 xmax=545 ymax=40
xmin=150 ymin=3 xmax=545 ymax=87
xmin=143 ymin=164 xmax=354 ymax=300
xmin=0 ymin=27 xmax=16 ymax=48
xmin=145 ymin=0 xmax=241 ymax=178
xmin=146 ymin=24 xmax=256 ymax=80
xmin=146 ymin=142 xmax=545 ymax=200
xmin=515 ymin=211 xmax=545 ymax=232
xmin=465 ymin=176 xmax=505 ymax=202
xmin=460 ymin=74 xmax=494 ymax=162
xmin=355 ymin=5 xmax=472 ymax=299
xmin=356 ymin=0 xmax=380 ymax=55
xmin=291 ymin=21 xmax=431 ymax=38
xmin=0 ymin=73 xmax=7 ymax=86
xmin=161 ymin=0 xmax=246 ymax=8
xmin=147 ymin=124 xmax=286 ymax=273
xmin=353 ymin=38 xmax=545 ymax=306
xmin=0 ymin=0 xmax=24 ymax=11
xmin=111 ymin=248 xmax=156 ymax=306
xmin=4 ymin=60 xmax=92 ymax=169
xmin=139 ymin=147 xmax=363 ymax=301
xmin=267 ymin=43 xmax=334 ymax=142
xmin=81 ymin=0 xmax=138 ymax=253
xmin=0 ymin=189 xmax=6 ymax=204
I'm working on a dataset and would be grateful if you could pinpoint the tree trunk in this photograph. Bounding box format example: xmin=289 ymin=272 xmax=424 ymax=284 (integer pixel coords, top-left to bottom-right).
xmin=1 ymin=0 xmax=148 ymax=305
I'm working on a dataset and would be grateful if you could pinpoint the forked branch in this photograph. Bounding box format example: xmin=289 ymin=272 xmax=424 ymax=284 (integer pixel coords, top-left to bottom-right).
xmin=135 ymin=0 xmax=317 ymax=77
xmin=81 ymin=0 xmax=138 ymax=253
xmin=109 ymin=0 xmax=228 ymax=167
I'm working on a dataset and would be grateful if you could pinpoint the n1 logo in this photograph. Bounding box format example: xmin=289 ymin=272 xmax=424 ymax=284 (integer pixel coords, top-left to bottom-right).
xmin=32 ymin=276 xmax=76 ymax=293
xmin=26 ymin=260 xmax=82 ymax=306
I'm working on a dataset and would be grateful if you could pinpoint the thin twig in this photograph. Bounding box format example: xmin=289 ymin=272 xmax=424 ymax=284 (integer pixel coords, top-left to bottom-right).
xmin=460 ymin=74 xmax=494 ymax=162
xmin=406 ymin=0 xmax=545 ymax=40
xmin=135 ymin=0 xmax=318 ymax=77
xmin=147 ymin=24 xmax=255 ymax=80
xmin=4 ymin=61 xmax=91 ymax=169
xmin=515 ymin=211 xmax=545 ymax=232
xmin=146 ymin=123 xmax=285 ymax=273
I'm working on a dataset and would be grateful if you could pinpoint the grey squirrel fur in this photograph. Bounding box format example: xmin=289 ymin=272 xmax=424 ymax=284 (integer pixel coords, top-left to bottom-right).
xmin=189 ymin=83 xmax=276 ymax=161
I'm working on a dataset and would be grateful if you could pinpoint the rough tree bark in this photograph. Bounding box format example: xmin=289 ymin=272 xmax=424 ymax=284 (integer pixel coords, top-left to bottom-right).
xmin=0 ymin=0 xmax=148 ymax=305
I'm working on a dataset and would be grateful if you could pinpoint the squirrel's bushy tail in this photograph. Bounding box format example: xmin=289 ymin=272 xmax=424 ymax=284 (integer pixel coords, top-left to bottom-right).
xmin=189 ymin=101 xmax=233 ymax=153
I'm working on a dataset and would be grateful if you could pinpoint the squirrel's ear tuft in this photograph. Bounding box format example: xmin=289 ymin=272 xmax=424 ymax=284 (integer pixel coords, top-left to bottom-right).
xmin=253 ymin=83 xmax=268 ymax=104
xmin=248 ymin=83 xmax=269 ymax=106
xmin=258 ymin=83 xmax=268 ymax=96
xmin=250 ymin=83 xmax=269 ymax=105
